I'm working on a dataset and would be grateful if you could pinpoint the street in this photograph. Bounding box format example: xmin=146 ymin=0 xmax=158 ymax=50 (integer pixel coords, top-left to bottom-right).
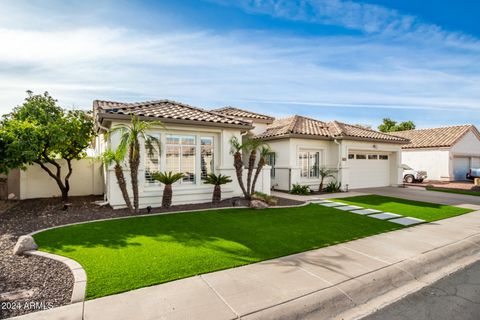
xmin=363 ymin=259 xmax=480 ymax=320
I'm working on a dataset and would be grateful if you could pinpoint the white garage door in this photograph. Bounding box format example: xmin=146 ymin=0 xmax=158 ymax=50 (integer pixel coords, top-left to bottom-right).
xmin=348 ymin=152 xmax=391 ymax=189
xmin=453 ymin=157 xmax=470 ymax=181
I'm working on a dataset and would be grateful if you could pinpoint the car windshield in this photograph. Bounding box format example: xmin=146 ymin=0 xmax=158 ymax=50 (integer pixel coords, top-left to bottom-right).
xmin=402 ymin=164 xmax=413 ymax=170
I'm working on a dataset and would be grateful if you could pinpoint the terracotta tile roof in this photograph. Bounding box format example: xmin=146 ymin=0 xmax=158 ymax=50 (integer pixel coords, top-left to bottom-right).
xmin=387 ymin=125 xmax=480 ymax=149
xmin=94 ymin=99 xmax=252 ymax=127
xmin=211 ymin=107 xmax=274 ymax=122
xmin=256 ymin=115 xmax=409 ymax=143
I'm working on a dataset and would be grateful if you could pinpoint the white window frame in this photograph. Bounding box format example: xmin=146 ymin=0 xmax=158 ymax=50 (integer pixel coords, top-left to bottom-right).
xmin=298 ymin=149 xmax=322 ymax=179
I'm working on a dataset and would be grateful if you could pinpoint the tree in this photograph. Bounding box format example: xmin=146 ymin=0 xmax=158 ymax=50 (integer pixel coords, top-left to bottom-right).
xmin=244 ymin=138 xmax=265 ymax=195
xmin=109 ymin=115 xmax=163 ymax=213
xmin=318 ymin=168 xmax=336 ymax=192
xmin=102 ymin=148 xmax=134 ymax=214
xmin=229 ymin=136 xmax=249 ymax=199
xmin=152 ymin=171 xmax=185 ymax=208
xmin=251 ymin=146 xmax=273 ymax=195
xmin=0 ymin=91 xmax=94 ymax=202
xmin=203 ymin=173 xmax=232 ymax=204
xmin=378 ymin=118 xmax=416 ymax=132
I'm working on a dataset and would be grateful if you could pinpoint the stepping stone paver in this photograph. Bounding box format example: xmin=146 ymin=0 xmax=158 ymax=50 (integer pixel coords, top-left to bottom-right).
xmin=320 ymin=202 xmax=348 ymax=207
xmin=350 ymin=209 xmax=382 ymax=215
xmin=311 ymin=200 xmax=332 ymax=204
xmin=369 ymin=212 xmax=402 ymax=220
xmin=335 ymin=205 xmax=363 ymax=211
xmin=389 ymin=217 xmax=425 ymax=226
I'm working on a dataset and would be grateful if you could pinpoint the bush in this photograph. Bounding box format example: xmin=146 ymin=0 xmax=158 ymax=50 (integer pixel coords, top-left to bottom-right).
xmin=324 ymin=181 xmax=342 ymax=193
xmin=290 ymin=184 xmax=311 ymax=195
xmin=252 ymin=192 xmax=278 ymax=206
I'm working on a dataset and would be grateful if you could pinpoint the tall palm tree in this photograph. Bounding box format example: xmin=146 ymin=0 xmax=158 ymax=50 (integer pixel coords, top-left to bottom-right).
xmin=109 ymin=115 xmax=163 ymax=213
xmin=152 ymin=171 xmax=185 ymax=208
xmin=229 ymin=136 xmax=249 ymax=199
xmin=318 ymin=168 xmax=336 ymax=192
xmin=203 ymin=173 xmax=232 ymax=204
xmin=102 ymin=148 xmax=134 ymax=214
xmin=244 ymin=138 xmax=265 ymax=195
xmin=251 ymin=146 xmax=273 ymax=195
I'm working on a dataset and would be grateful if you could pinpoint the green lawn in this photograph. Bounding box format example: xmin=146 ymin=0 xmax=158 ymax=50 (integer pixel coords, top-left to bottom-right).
xmin=426 ymin=186 xmax=480 ymax=197
xmin=333 ymin=195 xmax=473 ymax=222
xmin=34 ymin=204 xmax=402 ymax=299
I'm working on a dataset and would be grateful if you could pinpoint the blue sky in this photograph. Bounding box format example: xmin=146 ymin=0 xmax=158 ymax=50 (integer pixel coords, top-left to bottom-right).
xmin=0 ymin=0 xmax=479 ymax=129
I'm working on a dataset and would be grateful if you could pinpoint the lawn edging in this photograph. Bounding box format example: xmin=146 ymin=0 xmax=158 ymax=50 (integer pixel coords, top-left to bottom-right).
xmin=22 ymin=202 xmax=309 ymax=305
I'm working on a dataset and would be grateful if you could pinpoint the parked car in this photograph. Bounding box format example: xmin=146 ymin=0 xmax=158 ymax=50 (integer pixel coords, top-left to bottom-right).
xmin=401 ymin=164 xmax=427 ymax=183
xmin=467 ymin=168 xmax=480 ymax=180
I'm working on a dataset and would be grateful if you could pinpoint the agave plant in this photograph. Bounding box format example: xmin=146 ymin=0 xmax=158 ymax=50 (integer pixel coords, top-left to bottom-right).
xmin=102 ymin=148 xmax=134 ymax=214
xmin=203 ymin=173 xmax=232 ymax=204
xmin=108 ymin=115 xmax=164 ymax=213
xmin=152 ymin=171 xmax=185 ymax=208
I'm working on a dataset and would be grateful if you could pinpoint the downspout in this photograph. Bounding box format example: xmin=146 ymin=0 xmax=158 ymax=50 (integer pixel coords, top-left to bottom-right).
xmin=333 ymin=139 xmax=344 ymax=190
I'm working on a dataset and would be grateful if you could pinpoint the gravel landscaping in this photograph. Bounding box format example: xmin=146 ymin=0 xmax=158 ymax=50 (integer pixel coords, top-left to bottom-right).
xmin=0 ymin=196 xmax=303 ymax=319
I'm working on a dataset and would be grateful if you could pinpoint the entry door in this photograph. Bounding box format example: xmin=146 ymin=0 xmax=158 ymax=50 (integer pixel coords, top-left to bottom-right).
xmin=453 ymin=157 xmax=470 ymax=181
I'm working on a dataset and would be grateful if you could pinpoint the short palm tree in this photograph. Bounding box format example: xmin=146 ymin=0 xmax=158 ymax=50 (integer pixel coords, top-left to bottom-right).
xmin=102 ymin=148 xmax=134 ymax=214
xmin=244 ymin=138 xmax=265 ymax=195
xmin=229 ymin=136 xmax=249 ymax=199
xmin=251 ymin=146 xmax=273 ymax=195
xmin=203 ymin=173 xmax=232 ymax=204
xmin=152 ymin=171 xmax=185 ymax=208
xmin=108 ymin=115 xmax=163 ymax=213
xmin=318 ymin=168 xmax=336 ymax=192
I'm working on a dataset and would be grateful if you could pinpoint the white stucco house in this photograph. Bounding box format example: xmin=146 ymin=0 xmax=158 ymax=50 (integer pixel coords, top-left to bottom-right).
xmin=94 ymin=100 xmax=272 ymax=209
xmin=390 ymin=125 xmax=480 ymax=181
xmin=253 ymin=115 xmax=409 ymax=191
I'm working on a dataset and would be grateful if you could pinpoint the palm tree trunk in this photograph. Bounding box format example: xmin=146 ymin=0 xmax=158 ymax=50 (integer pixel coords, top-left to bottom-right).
xmin=251 ymin=158 xmax=265 ymax=195
xmin=233 ymin=151 xmax=249 ymax=199
xmin=212 ymin=185 xmax=221 ymax=204
xmin=162 ymin=184 xmax=172 ymax=208
xmin=114 ymin=163 xmax=134 ymax=214
xmin=129 ymin=139 xmax=140 ymax=213
xmin=246 ymin=150 xmax=256 ymax=195
xmin=319 ymin=178 xmax=324 ymax=192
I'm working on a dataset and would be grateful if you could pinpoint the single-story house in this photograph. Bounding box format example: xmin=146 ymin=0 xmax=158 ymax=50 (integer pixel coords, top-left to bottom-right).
xmin=94 ymin=100 xmax=272 ymax=209
xmin=389 ymin=125 xmax=480 ymax=181
xmin=254 ymin=115 xmax=409 ymax=190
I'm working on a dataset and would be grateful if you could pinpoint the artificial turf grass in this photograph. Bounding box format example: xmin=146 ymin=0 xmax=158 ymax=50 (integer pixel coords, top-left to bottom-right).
xmin=33 ymin=204 xmax=402 ymax=300
xmin=332 ymin=195 xmax=473 ymax=222
xmin=426 ymin=186 xmax=480 ymax=197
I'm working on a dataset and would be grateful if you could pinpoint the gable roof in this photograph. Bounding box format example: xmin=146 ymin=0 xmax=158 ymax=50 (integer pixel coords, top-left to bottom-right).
xmin=94 ymin=100 xmax=252 ymax=129
xmin=211 ymin=107 xmax=274 ymax=123
xmin=387 ymin=124 xmax=480 ymax=149
xmin=256 ymin=115 xmax=409 ymax=143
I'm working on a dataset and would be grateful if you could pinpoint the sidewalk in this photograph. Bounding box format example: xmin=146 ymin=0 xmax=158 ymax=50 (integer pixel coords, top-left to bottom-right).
xmin=12 ymin=210 xmax=480 ymax=320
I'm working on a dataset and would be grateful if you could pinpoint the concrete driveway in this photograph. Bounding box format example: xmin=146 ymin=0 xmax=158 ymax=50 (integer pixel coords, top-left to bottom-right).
xmin=357 ymin=187 xmax=480 ymax=208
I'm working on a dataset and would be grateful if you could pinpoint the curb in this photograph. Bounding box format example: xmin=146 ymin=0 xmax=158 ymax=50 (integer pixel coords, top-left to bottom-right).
xmin=241 ymin=232 xmax=480 ymax=320
xmin=23 ymin=250 xmax=87 ymax=304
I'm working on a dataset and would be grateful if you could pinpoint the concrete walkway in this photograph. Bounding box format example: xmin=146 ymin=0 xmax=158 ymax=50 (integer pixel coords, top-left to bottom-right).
xmin=11 ymin=209 xmax=480 ymax=320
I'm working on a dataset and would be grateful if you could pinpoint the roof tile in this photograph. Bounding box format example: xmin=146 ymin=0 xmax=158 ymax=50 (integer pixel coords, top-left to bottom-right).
xmin=212 ymin=107 xmax=274 ymax=121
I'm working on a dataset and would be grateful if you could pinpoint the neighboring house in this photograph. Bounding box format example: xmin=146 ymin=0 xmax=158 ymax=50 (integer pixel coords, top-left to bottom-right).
xmin=255 ymin=115 xmax=409 ymax=190
xmin=94 ymin=100 xmax=272 ymax=209
xmin=390 ymin=125 xmax=480 ymax=181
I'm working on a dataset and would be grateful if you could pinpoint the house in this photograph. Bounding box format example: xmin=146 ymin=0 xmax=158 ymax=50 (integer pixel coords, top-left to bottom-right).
xmin=254 ymin=115 xmax=409 ymax=190
xmin=94 ymin=100 xmax=272 ymax=209
xmin=389 ymin=125 xmax=480 ymax=181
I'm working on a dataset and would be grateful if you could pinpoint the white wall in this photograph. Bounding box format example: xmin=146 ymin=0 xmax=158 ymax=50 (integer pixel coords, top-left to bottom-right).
xmin=451 ymin=130 xmax=480 ymax=156
xmin=401 ymin=149 xmax=450 ymax=181
xmin=19 ymin=158 xmax=104 ymax=199
xmin=105 ymin=121 xmax=271 ymax=209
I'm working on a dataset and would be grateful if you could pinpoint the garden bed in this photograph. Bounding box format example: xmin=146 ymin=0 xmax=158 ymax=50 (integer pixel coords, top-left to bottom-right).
xmin=0 ymin=195 xmax=303 ymax=319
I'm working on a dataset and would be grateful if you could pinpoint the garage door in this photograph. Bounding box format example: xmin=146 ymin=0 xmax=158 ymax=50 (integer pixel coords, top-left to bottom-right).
xmin=453 ymin=157 xmax=470 ymax=181
xmin=348 ymin=152 xmax=391 ymax=189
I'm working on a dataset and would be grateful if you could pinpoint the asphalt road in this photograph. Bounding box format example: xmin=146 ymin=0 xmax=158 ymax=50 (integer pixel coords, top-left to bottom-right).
xmin=363 ymin=259 xmax=480 ymax=320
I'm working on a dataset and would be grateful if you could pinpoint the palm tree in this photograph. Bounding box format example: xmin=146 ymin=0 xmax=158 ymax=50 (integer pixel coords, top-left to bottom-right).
xmin=244 ymin=138 xmax=265 ymax=195
xmin=251 ymin=146 xmax=273 ymax=195
xmin=203 ymin=173 xmax=232 ymax=204
xmin=229 ymin=136 xmax=249 ymax=199
xmin=318 ymin=168 xmax=336 ymax=192
xmin=109 ymin=115 xmax=163 ymax=213
xmin=102 ymin=148 xmax=134 ymax=214
xmin=152 ymin=171 xmax=185 ymax=208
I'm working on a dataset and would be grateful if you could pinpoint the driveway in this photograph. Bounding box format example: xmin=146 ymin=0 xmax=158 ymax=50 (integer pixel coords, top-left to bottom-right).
xmin=356 ymin=187 xmax=480 ymax=208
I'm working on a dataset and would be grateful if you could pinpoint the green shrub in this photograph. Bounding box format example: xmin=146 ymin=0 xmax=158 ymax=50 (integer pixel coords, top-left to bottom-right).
xmin=252 ymin=192 xmax=278 ymax=206
xmin=290 ymin=184 xmax=311 ymax=195
xmin=324 ymin=181 xmax=342 ymax=193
